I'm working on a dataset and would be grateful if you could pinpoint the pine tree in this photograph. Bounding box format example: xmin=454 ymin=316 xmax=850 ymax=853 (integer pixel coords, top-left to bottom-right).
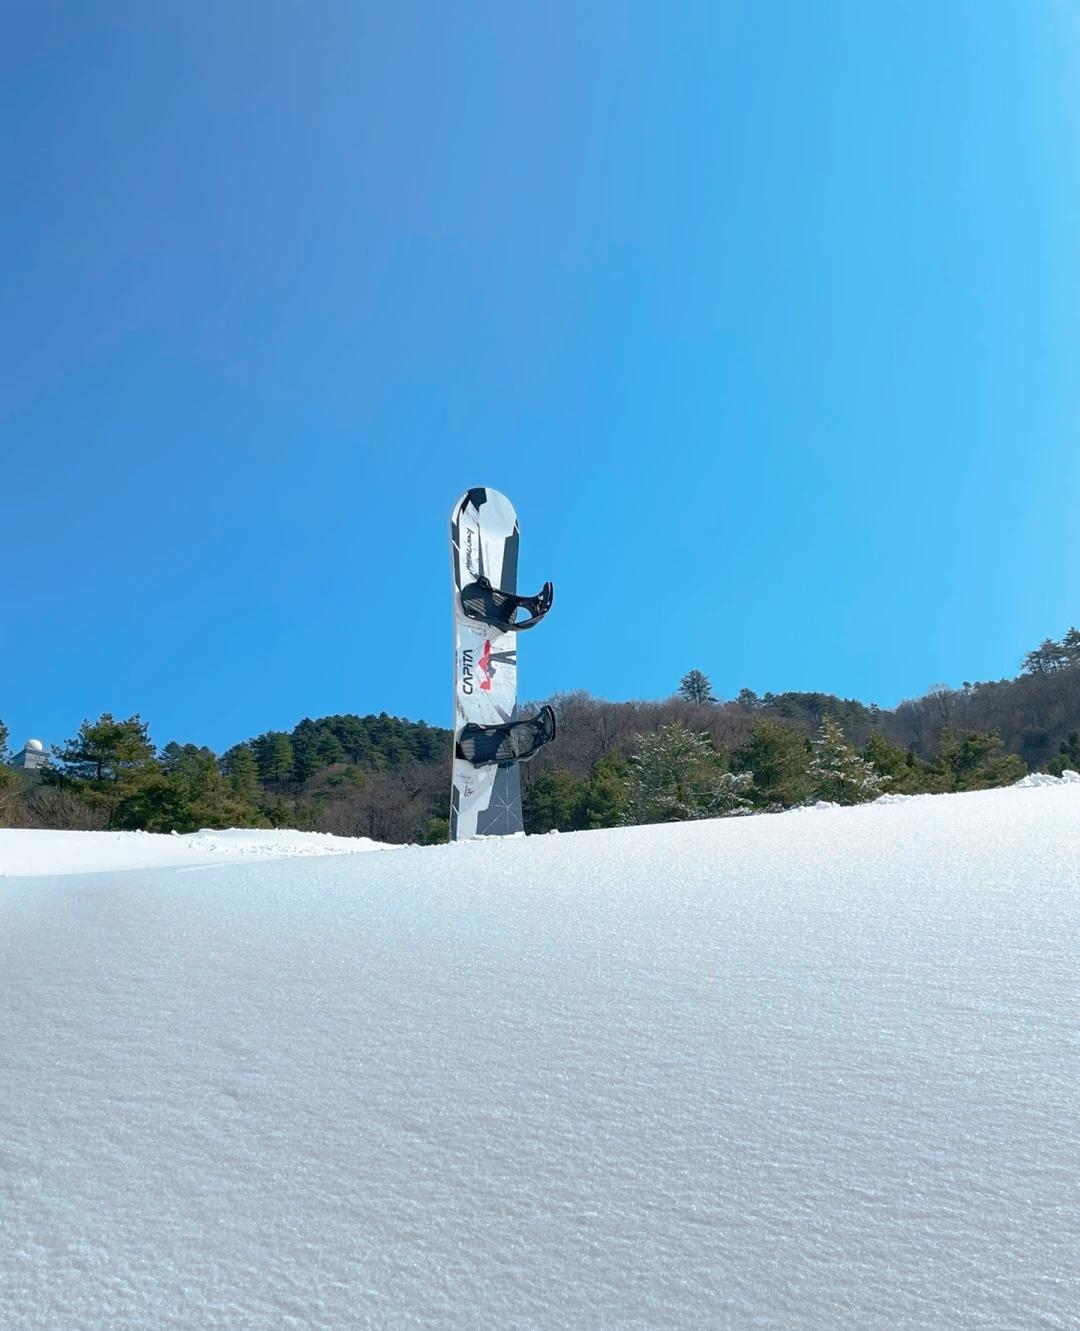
xmin=159 ymin=742 xmax=217 ymax=783
xmin=314 ymin=727 xmax=346 ymax=768
xmin=935 ymin=729 xmax=1026 ymax=790
xmin=863 ymin=732 xmax=907 ymax=780
xmin=809 ymin=717 xmax=886 ymax=805
xmin=252 ymin=731 xmax=295 ymax=786
xmin=54 ymin=713 xmax=155 ymax=783
xmin=1022 ymin=638 xmax=1069 ymax=674
xmin=221 ymin=744 xmax=261 ymax=800
xmin=0 ymin=720 xmax=18 ymax=822
xmin=863 ymin=732 xmax=927 ymax=794
xmin=734 ymin=720 xmax=811 ymax=809
xmin=582 ymin=753 xmax=629 ymax=828
xmin=290 ymin=718 xmax=324 ymax=784
xmin=523 ymin=770 xmax=586 ymax=834
xmin=1047 ymin=730 xmax=1080 ymax=777
xmin=110 ymin=774 xmax=191 ymax=832
xmin=678 ymin=670 xmax=716 ymax=705
xmin=291 ymin=721 xmax=349 ymax=783
xmin=622 ymin=722 xmax=748 ymax=825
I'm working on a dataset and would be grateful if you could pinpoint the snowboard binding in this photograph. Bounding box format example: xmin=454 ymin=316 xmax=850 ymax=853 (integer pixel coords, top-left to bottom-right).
xmin=456 ymin=704 xmax=556 ymax=768
xmin=460 ymin=576 xmax=554 ymax=632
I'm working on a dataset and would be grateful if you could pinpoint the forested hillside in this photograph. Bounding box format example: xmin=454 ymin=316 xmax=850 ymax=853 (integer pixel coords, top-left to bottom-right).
xmin=0 ymin=713 xmax=451 ymax=843
xmin=3 ymin=626 xmax=1079 ymax=841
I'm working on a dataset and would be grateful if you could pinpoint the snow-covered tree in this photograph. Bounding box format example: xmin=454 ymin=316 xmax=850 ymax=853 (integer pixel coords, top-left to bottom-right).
xmin=808 ymin=717 xmax=887 ymax=805
xmin=621 ymin=722 xmax=750 ymax=825
xmin=701 ymin=771 xmax=754 ymax=817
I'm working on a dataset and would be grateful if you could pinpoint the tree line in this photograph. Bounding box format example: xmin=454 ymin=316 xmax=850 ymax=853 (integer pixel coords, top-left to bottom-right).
xmin=3 ymin=625 xmax=1078 ymax=841
xmin=0 ymin=712 xmax=452 ymax=843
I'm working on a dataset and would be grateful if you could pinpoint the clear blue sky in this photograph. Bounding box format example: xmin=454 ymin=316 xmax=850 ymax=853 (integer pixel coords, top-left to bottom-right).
xmin=4 ymin=1 xmax=1079 ymax=753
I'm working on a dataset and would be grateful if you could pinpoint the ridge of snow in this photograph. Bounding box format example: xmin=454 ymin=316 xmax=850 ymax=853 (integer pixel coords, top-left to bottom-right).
xmin=0 ymin=826 xmax=391 ymax=877
xmin=1015 ymin=768 xmax=1080 ymax=787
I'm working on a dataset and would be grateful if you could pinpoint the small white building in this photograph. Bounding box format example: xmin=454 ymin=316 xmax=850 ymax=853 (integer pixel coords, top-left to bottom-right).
xmin=12 ymin=738 xmax=49 ymax=771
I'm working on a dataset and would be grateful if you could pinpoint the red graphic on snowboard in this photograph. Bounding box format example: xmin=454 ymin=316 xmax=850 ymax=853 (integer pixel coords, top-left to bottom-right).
xmin=479 ymin=640 xmax=494 ymax=691
xmin=478 ymin=640 xmax=515 ymax=692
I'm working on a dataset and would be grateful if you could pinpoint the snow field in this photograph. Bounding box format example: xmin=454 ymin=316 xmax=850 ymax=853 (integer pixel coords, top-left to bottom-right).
xmin=2 ymin=782 xmax=1079 ymax=1328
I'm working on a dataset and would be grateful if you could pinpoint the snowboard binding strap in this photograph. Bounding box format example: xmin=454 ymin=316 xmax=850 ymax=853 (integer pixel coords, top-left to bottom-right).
xmin=460 ymin=576 xmax=554 ymax=632
xmin=456 ymin=704 xmax=557 ymax=768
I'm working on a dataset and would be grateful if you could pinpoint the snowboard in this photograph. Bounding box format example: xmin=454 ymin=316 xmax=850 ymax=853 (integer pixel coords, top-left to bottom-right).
xmin=450 ymin=487 xmax=555 ymax=839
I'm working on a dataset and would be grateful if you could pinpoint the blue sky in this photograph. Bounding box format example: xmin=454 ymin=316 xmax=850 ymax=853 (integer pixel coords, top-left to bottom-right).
xmin=4 ymin=1 xmax=1079 ymax=752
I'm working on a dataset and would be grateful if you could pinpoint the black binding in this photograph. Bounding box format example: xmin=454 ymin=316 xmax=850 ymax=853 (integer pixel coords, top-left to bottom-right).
xmin=456 ymin=705 xmax=557 ymax=768
xmin=460 ymin=576 xmax=553 ymax=632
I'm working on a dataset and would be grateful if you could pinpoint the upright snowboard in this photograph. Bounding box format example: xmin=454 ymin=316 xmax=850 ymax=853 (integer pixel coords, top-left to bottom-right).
xmin=450 ymin=487 xmax=555 ymax=839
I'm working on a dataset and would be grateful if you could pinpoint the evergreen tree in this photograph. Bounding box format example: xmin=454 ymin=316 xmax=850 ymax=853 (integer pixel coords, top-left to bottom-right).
xmin=1061 ymin=628 xmax=1080 ymax=668
xmin=809 ymin=717 xmax=886 ymax=805
xmin=524 ymin=769 xmax=587 ymax=834
xmin=758 ymin=691 xmax=876 ymax=736
xmin=678 ymin=670 xmax=716 ymax=705
xmin=0 ymin=720 xmax=18 ymax=823
xmin=111 ymin=774 xmax=193 ymax=833
xmin=622 ymin=722 xmax=748 ymax=824
xmin=706 ymin=771 xmax=755 ymax=816
xmin=1022 ymin=638 xmax=1069 ymax=674
xmin=182 ymin=759 xmax=264 ymax=830
xmin=863 ymin=732 xmax=927 ymax=794
xmin=863 ymin=732 xmax=906 ymax=781
xmin=54 ymin=713 xmax=155 ymax=783
xmin=290 ymin=718 xmax=324 ymax=784
xmin=734 ymin=720 xmax=812 ymax=809
xmin=220 ymin=744 xmax=260 ymax=800
xmin=736 ymin=688 xmax=760 ymax=710
xmin=314 ymin=727 xmax=346 ymax=768
xmin=1047 ymin=731 xmax=1080 ymax=778
xmin=111 ymin=764 xmax=265 ymax=833
xmin=324 ymin=715 xmax=374 ymax=766
xmin=581 ymin=753 xmax=629 ymax=828
xmin=422 ymin=815 xmax=450 ymax=845
xmin=159 ymin=742 xmax=217 ymax=783
xmin=935 ymin=729 xmax=1026 ymax=790
xmin=252 ymin=731 xmax=295 ymax=786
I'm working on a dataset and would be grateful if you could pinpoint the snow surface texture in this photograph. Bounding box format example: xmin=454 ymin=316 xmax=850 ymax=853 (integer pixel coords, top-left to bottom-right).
xmin=3 ymin=785 xmax=1080 ymax=1330
xmin=0 ymin=826 xmax=388 ymax=877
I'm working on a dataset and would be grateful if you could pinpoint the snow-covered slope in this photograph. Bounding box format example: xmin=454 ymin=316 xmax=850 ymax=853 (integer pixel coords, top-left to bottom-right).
xmin=3 ymin=785 xmax=1079 ymax=1329
xmin=0 ymin=826 xmax=389 ymax=877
